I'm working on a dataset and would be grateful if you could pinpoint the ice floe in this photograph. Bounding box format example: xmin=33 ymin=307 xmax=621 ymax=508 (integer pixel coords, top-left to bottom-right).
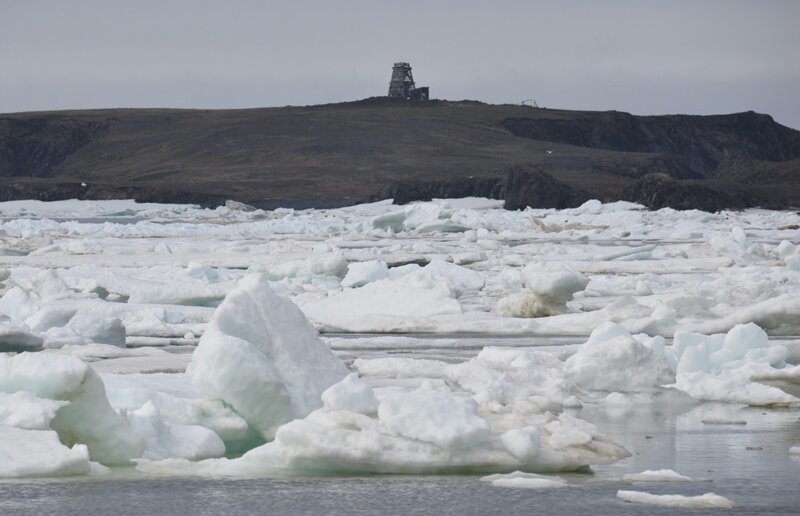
xmin=480 ymin=471 xmax=568 ymax=489
xmin=1 ymin=197 xmax=799 ymax=481
xmin=0 ymin=353 xmax=144 ymax=465
xmin=622 ymin=469 xmax=693 ymax=482
xmin=0 ymin=426 xmax=90 ymax=478
xmin=617 ymin=490 xmax=735 ymax=509
xmin=190 ymin=274 xmax=348 ymax=440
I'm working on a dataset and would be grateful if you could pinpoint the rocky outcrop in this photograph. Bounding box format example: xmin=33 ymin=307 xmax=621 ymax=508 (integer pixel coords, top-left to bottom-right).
xmin=502 ymin=111 xmax=800 ymax=178
xmin=0 ymin=180 xmax=226 ymax=207
xmin=0 ymin=118 xmax=106 ymax=178
xmin=710 ymin=158 xmax=800 ymax=184
xmin=502 ymin=166 xmax=590 ymax=210
xmin=620 ymin=174 xmax=753 ymax=212
xmin=373 ymin=176 xmax=504 ymax=205
xmin=375 ymin=165 xmax=589 ymax=210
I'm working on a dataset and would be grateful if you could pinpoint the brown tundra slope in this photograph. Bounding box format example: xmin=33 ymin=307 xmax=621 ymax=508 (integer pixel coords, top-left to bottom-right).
xmin=2 ymin=97 xmax=799 ymax=210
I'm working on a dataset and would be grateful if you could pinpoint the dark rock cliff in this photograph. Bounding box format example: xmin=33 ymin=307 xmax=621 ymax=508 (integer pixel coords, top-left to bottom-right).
xmin=501 ymin=111 xmax=800 ymax=179
xmin=373 ymin=176 xmax=504 ymax=205
xmin=502 ymin=166 xmax=590 ymax=210
xmin=710 ymin=158 xmax=800 ymax=184
xmin=619 ymin=174 xmax=752 ymax=211
xmin=0 ymin=118 xmax=107 ymax=178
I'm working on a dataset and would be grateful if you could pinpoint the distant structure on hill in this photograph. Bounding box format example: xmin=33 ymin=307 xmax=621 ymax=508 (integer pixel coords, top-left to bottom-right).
xmin=387 ymin=62 xmax=429 ymax=100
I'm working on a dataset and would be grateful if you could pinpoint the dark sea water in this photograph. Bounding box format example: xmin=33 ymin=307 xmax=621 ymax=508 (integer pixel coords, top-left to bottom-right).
xmin=1 ymin=472 xmax=798 ymax=516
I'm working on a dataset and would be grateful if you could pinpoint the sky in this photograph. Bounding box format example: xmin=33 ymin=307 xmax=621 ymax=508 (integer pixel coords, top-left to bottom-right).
xmin=2 ymin=0 xmax=799 ymax=128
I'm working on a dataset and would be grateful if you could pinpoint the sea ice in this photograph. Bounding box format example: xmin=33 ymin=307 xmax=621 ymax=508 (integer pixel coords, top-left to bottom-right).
xmin=617 ymin=490 xmax=735 ymax=509
xmin=481 ymin=471 xmax=567 ymax=489
xmin=190 ymin=274 xmax=348 ymax=440
xmin=377 ymin=383 xmax=490 ymax=449
xmin=0 ymin=323 xmax=43 ymax=352
xmin=751 ymin=365 xmax=800 ymax=399
xmin=126 ymin=401 xmax=226 ymax=460
xmin=622 ymin=469 xmax=693 ymax=482
xmin=563 ymin=322 xmax=670 ymax=392
xmin=341 ymin=260 xmax=388 ymax=288
xmin=303 ymin=278 xmax=462 ymax=332
xmin=2 ymin=197 xmax=799 ymax=480
xmin=668 ymin=323 xmax=799 ymax=406
xmin=320 ymin=373 xmax=379 ymax=414
xmin=138 ymin=369 xmax=629 ymax=476
xmin=353 ymin=357 xmax=449 ymax=379
xmin=0 ymin=353 xmax=145 ymax=465
xmin=372 ymin=202 xmax=474 ymax=234
xmin=0 ymin=286 xmax=38 ymax=323
xmin=249 ymin=251 xmax=348 ymax=280
xmin=0 ymin=391 xmax=68 ymax=429
xmin=495 ymin=262 xmax=588 ymax=318
xmin=101 ymin=372 xmax=251 ymax=447
xmin=0 ymin=426 xmax=90 ymax=478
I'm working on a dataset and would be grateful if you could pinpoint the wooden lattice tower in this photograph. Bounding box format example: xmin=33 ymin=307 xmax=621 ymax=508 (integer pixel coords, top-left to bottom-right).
xmin=388 ymin=62 xmax=416 ymax=98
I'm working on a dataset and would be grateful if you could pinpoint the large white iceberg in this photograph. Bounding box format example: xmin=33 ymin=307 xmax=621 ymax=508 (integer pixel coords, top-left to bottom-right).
xmin=190 ymin=274 xmax=348 ymax=440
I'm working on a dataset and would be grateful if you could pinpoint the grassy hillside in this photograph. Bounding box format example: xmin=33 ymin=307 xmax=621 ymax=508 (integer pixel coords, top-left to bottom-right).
xmin=2 ymin=98 xmax=800 ymax=208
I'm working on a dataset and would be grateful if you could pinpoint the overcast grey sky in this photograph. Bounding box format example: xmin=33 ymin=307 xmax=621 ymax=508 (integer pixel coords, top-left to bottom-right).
xmin=2 ymin=0 xmax=799 ymax=128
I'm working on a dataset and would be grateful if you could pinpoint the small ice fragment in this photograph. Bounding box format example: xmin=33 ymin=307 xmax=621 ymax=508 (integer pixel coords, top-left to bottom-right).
xmin=341 ymin=260 xmax=388 ymax=288
xmin=623 ymin=469 xmax=693 ymax=482
xmin=321 ymin=373 xmax=379 ymax=415
xmin=491 ymin=477 xmax=567 ymax=489
xmin=789 ymin=446 xmax=800 ymax=455
xmin=635 ymin=281 xmax=653 ymax=295
xmin=617 ymin=490 xmax=734 ymax=508
xmin=481 ymin=471 xmax=567 ymax=489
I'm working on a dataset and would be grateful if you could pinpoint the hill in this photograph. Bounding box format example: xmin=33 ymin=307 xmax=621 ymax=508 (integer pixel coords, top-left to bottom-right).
xmin=2 ymin=98 xmax=800 ymax=210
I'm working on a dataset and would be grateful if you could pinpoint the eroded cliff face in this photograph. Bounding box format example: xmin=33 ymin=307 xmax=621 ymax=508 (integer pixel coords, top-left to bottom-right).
xmin=0 ymin=118 xmax=107 ymax=178
xmin=373 ymin=177 xmax=505 ymax=205
xmin=710 ymin=158 xmax=800 ymax=184
xmin=501 ymin=111 xmax=800 ymax=178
